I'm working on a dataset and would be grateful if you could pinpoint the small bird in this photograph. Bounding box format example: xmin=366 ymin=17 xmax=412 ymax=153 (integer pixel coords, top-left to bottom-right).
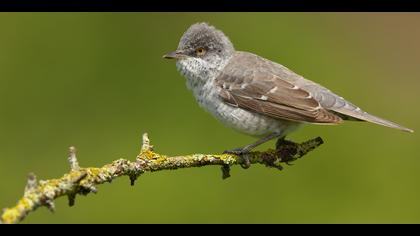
xmin=164 ymin=22 xmax=413 ymax=160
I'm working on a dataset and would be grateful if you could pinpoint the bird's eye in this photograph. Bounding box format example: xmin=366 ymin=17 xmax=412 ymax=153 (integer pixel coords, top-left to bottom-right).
xmin=195 ymin=47 xmax=206 ymax=56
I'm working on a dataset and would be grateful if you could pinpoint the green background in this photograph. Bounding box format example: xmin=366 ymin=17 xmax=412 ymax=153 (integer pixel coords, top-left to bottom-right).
xmin=0 ymin=13 xmax=419 ymax=223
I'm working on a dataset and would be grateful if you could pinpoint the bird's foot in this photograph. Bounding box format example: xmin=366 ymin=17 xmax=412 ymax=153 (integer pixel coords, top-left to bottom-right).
xmin=275 ymin=137 xmax=296 ymax=149
xmin=275 ymin=138 xmax=298 ymax=165
xmin=223 ymin=148 xmax=251 ymax=169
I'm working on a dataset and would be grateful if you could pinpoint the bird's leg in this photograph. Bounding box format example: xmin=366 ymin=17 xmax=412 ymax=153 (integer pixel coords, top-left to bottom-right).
xmin=224 ymin=132 xmax=284 ymax=155
xmin=223 ymin=132 xmax=284 ymax=169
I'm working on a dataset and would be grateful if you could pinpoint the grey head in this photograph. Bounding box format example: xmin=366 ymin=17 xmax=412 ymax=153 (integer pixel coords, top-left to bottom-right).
xmin=163 ymin=23 xmax=235 ymax=67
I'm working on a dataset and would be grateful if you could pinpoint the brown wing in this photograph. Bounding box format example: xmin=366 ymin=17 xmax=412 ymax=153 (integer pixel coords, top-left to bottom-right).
xmin=216 ymin=52 xmax=342 ymax=124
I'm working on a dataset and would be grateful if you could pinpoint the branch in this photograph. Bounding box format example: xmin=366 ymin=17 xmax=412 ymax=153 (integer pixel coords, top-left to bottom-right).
xmin=0 ymin=133 xmax=323 ymax=224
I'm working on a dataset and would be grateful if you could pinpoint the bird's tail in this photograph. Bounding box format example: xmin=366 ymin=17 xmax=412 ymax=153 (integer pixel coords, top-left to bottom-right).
xmin=358 ymin=112 xmax=413 ymax=133
xmin=335 ymin=109 xmax=413 ymax=133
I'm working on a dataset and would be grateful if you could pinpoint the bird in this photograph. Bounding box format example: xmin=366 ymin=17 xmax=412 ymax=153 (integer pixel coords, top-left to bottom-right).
xmin=163 ymin=22 xmax=413 ymax=164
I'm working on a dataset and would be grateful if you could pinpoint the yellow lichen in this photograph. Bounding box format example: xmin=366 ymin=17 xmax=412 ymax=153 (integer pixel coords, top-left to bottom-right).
xmin=140 ymin=150 xmax=158 ymax=160
xmin=18 ymin=198 xmax=34 ymax=210
xmin=218 ymin=154 xmax=237 ymax=164
xmin=44 ymin=179 xmax=61 ymax=187
xmin=66 ymin=171 xmax=84 ymax=181
xmin=1 ymin=208 xmax=20 ymax=224
xmin=153 ymin=156 xmax=168 ymax=165
xmin=87 ymin=168 xmax=101 ymax=176
xmin=42 ymin=185 xmax=57 ymax=199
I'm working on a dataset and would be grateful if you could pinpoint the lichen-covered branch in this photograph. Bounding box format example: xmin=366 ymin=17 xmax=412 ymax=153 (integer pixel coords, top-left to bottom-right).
xmin=0 ymin=133 xmax=323 ymax=224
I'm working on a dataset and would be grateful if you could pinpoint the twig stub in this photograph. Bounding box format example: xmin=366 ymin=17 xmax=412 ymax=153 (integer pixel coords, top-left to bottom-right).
xmin=24 ymin=172 xmax=38 ymax=194
xmin=68 ymin=146 xmax=80 ymax=171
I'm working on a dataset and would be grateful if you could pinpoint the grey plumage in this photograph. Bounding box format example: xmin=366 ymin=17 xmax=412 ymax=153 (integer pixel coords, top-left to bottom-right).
xmin=164 ymin=22 xmax=413 ymax=148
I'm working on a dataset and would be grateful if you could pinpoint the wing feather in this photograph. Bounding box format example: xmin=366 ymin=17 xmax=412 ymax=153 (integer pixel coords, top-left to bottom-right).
xmin=216 ymin=52 xmax=342 ymax=124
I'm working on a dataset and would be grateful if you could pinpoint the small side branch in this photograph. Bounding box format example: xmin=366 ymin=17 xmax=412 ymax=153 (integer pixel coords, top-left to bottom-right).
xmin=68 ymin=146 xmax=80 ymax=171
xmin=0 ymin=133 xmax=323 ymax=224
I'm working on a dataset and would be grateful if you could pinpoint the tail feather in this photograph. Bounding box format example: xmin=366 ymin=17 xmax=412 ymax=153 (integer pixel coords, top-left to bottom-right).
xmin=359 ymin=112 xmax=413 ymax=133
xmin=333 ymin=109 xmax=413 ymax=133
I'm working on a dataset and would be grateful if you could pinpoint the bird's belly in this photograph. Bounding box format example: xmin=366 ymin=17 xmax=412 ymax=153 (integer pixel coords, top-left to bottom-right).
xmin=217 ymin=102 xmax=298 ymax=136
xmin=197 ymin=92 xmax=299 ymax=137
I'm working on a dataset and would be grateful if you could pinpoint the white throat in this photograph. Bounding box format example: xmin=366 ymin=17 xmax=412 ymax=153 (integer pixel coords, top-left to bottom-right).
xmin=175 ymin=56 xmax=230 ymax=111
xmin=176 ymin=57 xmax=227 ymax=88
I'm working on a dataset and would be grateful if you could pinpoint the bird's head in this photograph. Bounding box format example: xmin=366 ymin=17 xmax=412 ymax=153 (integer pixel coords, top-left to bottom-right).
xmin=164 ymin=23 xmax=235 ymax=68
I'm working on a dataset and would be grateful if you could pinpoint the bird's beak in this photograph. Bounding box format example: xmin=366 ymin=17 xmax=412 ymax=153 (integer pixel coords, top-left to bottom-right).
xmin=163 ymin=50 xmax=186 ymax=60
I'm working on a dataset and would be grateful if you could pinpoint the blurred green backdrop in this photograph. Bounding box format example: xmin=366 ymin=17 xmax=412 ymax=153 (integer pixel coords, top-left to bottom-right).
xmin=0 ymin=13 xmax=419 ymax=223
